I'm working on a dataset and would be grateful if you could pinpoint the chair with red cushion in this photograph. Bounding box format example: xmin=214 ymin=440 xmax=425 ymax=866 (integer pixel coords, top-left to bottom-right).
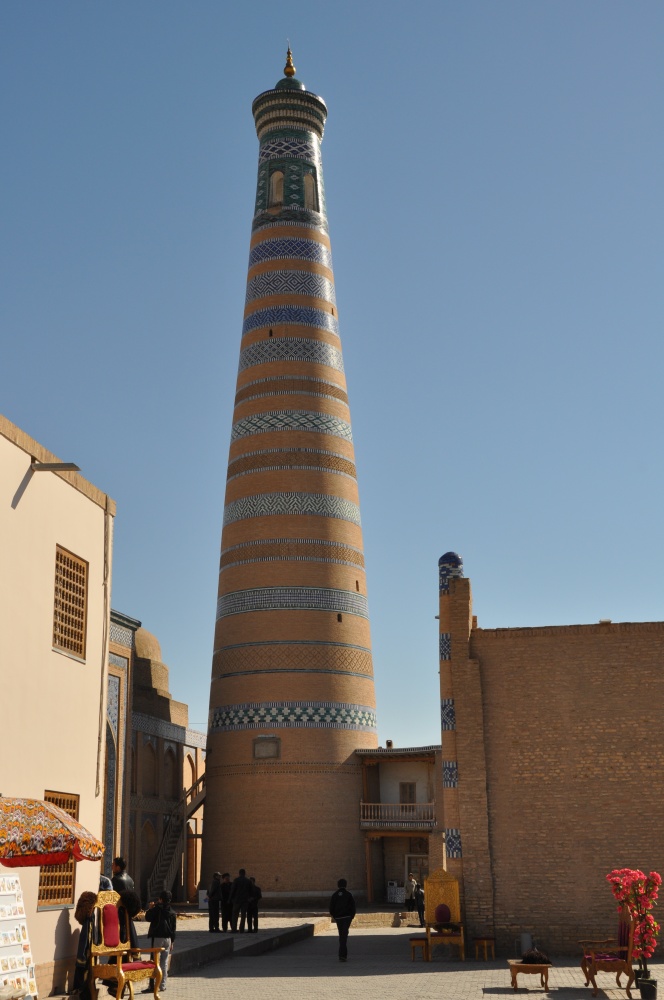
xmin=423 ymin=868 xmax=465 ymax=961
xmin=89 ymin=890 xmax=164 ymax=1000
xmin=579 ymin=907 xmax=635 ymax=998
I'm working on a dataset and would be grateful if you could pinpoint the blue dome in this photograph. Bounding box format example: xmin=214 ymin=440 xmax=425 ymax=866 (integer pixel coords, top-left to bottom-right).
xmin=438 ymin=551 xmax=463 ymax=568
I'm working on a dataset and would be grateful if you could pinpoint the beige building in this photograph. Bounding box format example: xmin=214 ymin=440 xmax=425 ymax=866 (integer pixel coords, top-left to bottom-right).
xmin=0 ymin=414 xmax=115 ymax=996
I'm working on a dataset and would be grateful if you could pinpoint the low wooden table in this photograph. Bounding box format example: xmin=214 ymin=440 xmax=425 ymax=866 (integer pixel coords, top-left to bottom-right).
xmin=508 ymin=959 xmax=552 ymax=991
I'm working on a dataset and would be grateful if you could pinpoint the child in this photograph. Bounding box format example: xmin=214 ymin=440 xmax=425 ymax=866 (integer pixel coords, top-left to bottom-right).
xmin=144 ymin=891 xmax=176 ymax=992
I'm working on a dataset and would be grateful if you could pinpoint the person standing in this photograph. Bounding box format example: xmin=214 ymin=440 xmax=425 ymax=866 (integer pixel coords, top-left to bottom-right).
xmin=246 ymin=877 xmax=262 ymax=933
xmin=111 ymin=857 xmax=134 ymax=894
xmin=414 ymin=882 xmax=425 ymax=927
xmin=405 ymin=872 xmax=417 ymax=913
xmin=208 ymin=872 xmax=222 ymax=932
xmin=220 ymin=873 xmax=233 ymax=932
xmin=329 ymin=878 xmax=356 ymax=962
xmin=229 ymin=868 xmax=253 ymax=933
xmin=144 ymin=891 xmax=177 ymax=993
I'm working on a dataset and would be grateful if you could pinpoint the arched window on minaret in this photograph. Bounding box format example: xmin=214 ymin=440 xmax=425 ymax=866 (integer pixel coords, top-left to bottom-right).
xmin=303 ymin=171 xmax=318 ymax=211
xmin=268 ymin=169 xmax=284 ymax=207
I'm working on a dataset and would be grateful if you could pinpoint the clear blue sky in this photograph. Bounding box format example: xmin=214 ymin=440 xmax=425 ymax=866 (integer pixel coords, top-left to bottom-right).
xmin=3 ymin=2 xmax=663 ymax=748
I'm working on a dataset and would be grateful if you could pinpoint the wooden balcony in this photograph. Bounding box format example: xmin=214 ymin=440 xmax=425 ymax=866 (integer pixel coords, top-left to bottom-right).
xmin=360 ymin=802 xmax=437 ymax=830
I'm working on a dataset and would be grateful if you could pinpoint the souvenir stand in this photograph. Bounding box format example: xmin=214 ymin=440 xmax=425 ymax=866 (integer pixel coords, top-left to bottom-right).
xmin=0 ymin=876 xmax=36 ymax=998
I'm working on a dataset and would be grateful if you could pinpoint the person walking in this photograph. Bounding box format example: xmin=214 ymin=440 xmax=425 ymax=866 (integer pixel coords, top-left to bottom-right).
xmin=405 ymin=872 xmax=417 ymax=913
xmin=246 ymin=877 xmax=262 ymax=933
xmin=414 ymin=882 xmax=425 ymax=927
xmin=329 ymin=878 xmax=356 ymax=961
xmin=111 ymin=857 xmax=134 ymax=894
xmin=208 ymin=872 xmax=222 ymax=932
xmin=229 ymin=868 xmax=253 ymax=933
xmin=220 ymin=873 xmax=233 ymax=932
xmin=144 ymin=891 xmax=177 ymax=993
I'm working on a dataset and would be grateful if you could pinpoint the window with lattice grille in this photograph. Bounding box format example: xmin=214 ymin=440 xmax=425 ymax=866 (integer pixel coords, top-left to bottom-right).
xmin=37 ymin=791 xmax=79 ymax=907
xmin=53 ymin=546 xmax=88 ymax=659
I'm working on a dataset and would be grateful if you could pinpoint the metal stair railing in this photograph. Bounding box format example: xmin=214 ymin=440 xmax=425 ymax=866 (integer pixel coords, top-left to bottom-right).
xmin=145 ymin=775 xmax=206 ymax=903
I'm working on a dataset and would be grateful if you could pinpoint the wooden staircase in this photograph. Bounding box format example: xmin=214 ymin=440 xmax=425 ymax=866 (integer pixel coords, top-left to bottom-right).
xmin=146 ymin=775 xmax=206 ymax=903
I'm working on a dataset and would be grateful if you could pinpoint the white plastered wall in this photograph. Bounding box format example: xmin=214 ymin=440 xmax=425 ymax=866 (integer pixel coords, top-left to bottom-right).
xmin=0 ymin=423 xmax=114 ymax=984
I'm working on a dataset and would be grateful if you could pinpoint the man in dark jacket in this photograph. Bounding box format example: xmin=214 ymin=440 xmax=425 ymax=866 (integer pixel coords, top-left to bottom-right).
xmin=208 ymin=872 xmax=222 ymax=932
xmin=229 ymin=868 xmax=253 ymax=933
xmin=144 ymin=891 xmax=177 ymax=992
xmin=111 ymin=857 xmax=134 ymax=894
xmin=220 ymin=873 xmax=233 ymax=932
xmin=329 ymin=878 xmax=356 ymax=961
xmin=246 ymin=877 xmax=262 ymax=933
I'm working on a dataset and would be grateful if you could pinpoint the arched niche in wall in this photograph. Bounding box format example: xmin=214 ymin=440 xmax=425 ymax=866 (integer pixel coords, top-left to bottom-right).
xmin=268 ymin=170 xmax=284 ymax=207
xmin=303 ymin=171 xmax=318 ymax=212
xmin=141 ymin=741 xmax=157 ymax=797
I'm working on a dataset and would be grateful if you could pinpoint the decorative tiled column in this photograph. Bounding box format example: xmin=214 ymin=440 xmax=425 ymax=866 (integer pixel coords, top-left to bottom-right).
xmin=202 ymin=52 xmax=378 ymax=899
xmin=438 ymin=552 xmax=465 ymax=882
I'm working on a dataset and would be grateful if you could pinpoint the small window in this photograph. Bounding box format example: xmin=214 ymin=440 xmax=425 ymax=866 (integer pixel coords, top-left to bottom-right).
xmin=303 ymin=172 xmax=318 ymax=211
xmin=254 ymin=736 xmax=280 ymax=759
xmin=38 ymin=791 xmax=79 ymax=907
xmin=53 ymin=546 xmax=88 ymax=659
xmin=268 ymin=170 xmax=284 ymax=207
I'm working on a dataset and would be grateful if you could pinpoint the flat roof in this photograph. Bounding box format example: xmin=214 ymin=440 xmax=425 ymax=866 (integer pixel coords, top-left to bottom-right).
xmin=0 ymin=412 xmax=116 ymax=515
xmin=355 ymin=745 xmax=441 ymax=758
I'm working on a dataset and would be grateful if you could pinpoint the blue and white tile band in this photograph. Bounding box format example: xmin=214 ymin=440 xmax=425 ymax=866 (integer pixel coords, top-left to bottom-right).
xmin=245 ymin=270 xmax=336 ymax=306
xmin=259 ymin=136 xmax=319 ymax=162
xmin=445 ymin=828 xmax=463 ymax=859
xmin=216 ymin=587 xmax=369 ymax=620
xmin=242 ymin=306 xmax=339 ymax=337
xmin=249 ymin=238 xmax=333 ymax=270
xmin=443 ymin=761 xmax=458 ymax=788
xmin=440 ymin=632 xmax=451 ymax=661
xmin=223 ymin=492 xmax=361 ymax=527
xmin=441 ymin=698 xmax=456 ymax=731
xmin=231 ymin=411 xmax=352 ymax=443
xmin=210 ymin=700 xmax=376 ymax=733
xmin=239 ymin=338 xmax=344 ymax=373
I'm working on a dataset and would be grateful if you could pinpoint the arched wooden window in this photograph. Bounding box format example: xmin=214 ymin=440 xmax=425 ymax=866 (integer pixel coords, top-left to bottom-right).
xmin=303 ymin=172 xmax=318 ymax=211
xmin=268 ymin=170 xmax=284 ymax=207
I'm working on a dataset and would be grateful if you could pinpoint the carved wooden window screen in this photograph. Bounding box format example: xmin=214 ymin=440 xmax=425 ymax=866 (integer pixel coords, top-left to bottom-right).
xmin=53 ymin=546 xmax=88 ymax=658
xmin=37 ymin=791 xmax=79 ymax=907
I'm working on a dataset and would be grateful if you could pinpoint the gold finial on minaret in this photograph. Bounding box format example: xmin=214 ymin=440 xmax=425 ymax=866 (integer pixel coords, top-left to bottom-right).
xmin=284 ymin=45 xmax=296 ymax=78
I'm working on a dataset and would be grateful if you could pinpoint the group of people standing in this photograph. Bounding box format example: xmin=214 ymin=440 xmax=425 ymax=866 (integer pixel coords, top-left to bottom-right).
xmin=207 ymin=869 xmax=262 ymax=934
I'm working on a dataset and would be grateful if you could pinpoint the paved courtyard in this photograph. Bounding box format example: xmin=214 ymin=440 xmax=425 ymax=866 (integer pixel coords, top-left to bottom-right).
xmin=160 ymin=924 xmax=655 ymax=1000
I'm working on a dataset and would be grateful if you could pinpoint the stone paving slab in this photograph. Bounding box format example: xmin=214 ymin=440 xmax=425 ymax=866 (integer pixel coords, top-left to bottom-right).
xmin=158 ymin=925 xmax=663 ymax=1000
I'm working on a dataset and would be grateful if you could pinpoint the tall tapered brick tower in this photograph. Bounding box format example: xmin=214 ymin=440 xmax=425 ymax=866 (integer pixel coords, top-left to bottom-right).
xmin=202 ymin=52 xmax=378 ymax=901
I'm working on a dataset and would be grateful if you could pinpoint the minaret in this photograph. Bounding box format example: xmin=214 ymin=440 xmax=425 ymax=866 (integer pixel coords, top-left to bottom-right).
xmin=437 ymin=552 xmax=466 ymax=880
xmin=202 ymin=52 xmax=378 ymax=901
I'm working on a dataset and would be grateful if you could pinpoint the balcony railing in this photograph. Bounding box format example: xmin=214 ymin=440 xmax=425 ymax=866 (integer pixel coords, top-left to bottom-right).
xmin=360 ymin=802 xmax=437 ymax=829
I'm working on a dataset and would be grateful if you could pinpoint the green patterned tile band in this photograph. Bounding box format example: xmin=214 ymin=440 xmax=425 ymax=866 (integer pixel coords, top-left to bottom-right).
xmin=210 ymin=700 xmax=376 ymax=732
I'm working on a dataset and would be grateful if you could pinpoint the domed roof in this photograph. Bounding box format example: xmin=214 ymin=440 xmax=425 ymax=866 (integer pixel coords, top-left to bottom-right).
xmin=134 ymin=627 xmax=162 ymax=662
xmin=438 ymin=551 xmax=463 ymax=568
xmin=275 ymin=76 xmax=305 ymax=91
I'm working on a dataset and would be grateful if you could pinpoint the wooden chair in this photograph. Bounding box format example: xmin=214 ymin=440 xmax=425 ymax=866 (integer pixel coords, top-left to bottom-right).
xmin=580 ymin=908 xmax=635 ymax=998
xmin=423 ymin=867 xmax=465 ymax=961
xmin=90 ymin=890 xmax=163 ymax=1000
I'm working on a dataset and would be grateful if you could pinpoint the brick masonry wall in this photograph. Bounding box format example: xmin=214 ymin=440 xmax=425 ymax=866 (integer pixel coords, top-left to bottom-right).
xmin=465 ymin=620 xmax=664 ymax=954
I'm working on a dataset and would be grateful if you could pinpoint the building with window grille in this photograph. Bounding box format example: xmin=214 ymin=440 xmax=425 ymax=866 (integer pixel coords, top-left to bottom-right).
xmin=0 ymin=414 xmax=115 ymax=996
